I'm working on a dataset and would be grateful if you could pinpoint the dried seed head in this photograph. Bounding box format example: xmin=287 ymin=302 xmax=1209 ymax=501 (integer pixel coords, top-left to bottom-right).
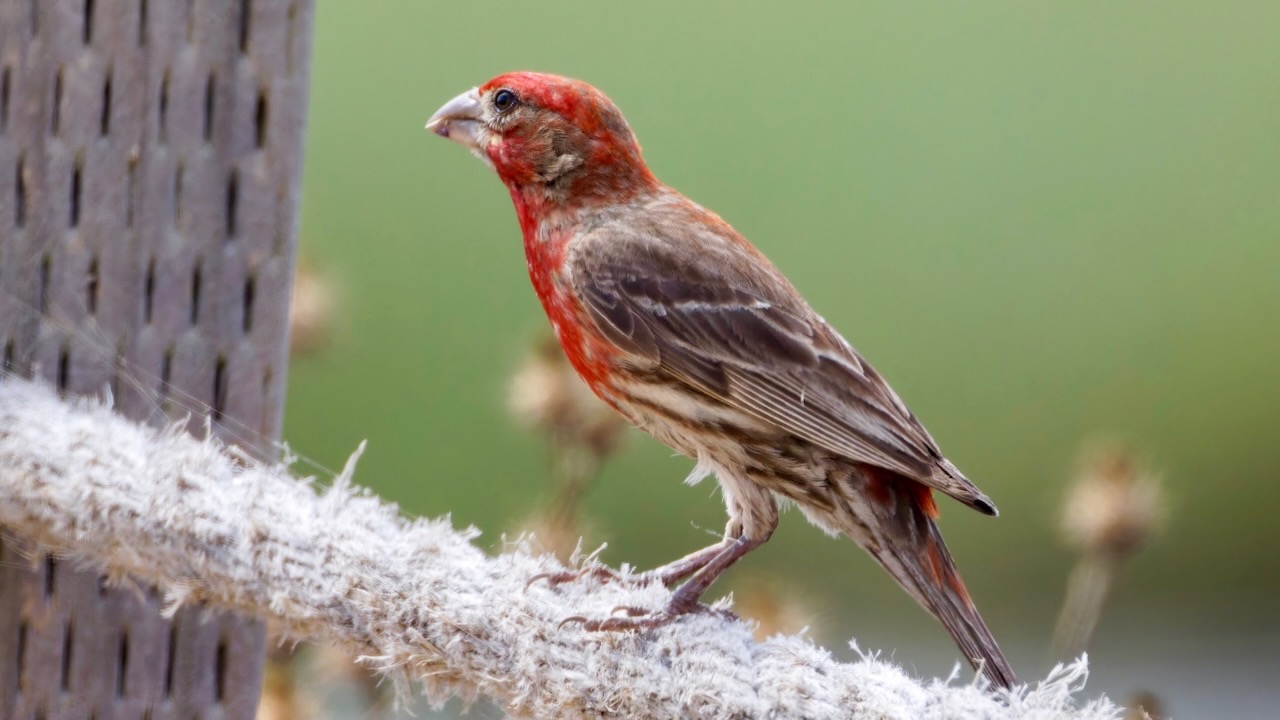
xmin=1061 ymin=441 xmax=1165 ymax=558
xmin=306 ymin=644 xmax=387 ymax=713
xmin=519 ymin=510 xmax=595 ymax=564
xmin=507 ymin=335 xmax=625 ymax=457
xmin=734 ymin=576 xmax=814 ymax=642
xmin=258 ymin=646 xmax=310 ymax=720
xmin=1125 ymin=690 xmax=1164 ymax=720
xmin=288 ymin=260 xmax=338 ymax=357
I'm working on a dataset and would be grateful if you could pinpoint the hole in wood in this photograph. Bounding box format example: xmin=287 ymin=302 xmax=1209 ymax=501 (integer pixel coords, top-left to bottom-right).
xmin=1 ymin=66 xmax=10 ymax=133
xmin=190 ymin=261 xmax=202 ymax=324
xmin=57 ymin=344 xmax=70 ymax=391
xmin=160 ymin=345 xmax=173 ymax=402
xmin=203 ymin=73 xmax=216 ymax=142
xmin=214 ymin=638 xmax=228 ymax=701
xmin=117 ymin=631 xmax=129 ymax=696
xmin=144 ymin=257 xmax=156 ymax=323
xmin=100 ymin=71 xmax=112 ymax=136
xmin=16 ymin=620 xmax=27 ymax=688
xmin=164 ymin=626 xmax=177 ymax=697
xmin=126 ymin=156 xmax=138 ymax=227
xmin=38 ymin=254 xmax=50 ymax=313
xmin=212 ymin=356 xmax=227 ymax=422
xmin=70 ymin=158 xmax=82 ymax=227
xmin=173 ymin=162 xmax=184 ymax=225
xmin=83 ymin=0 xmax=94 ymax=44
xmin=242 ymin=275 xmax=255 ymax=333
xmin=3 ymin=339 xmax=13 ymax=372
xmin=226 ymin=168 xmax=238 ymax=239
xmin=260 ymin=367 xmax=273 ymax=433
xmin=239 ymin=0 xmax=251 ymax=52
xmin=159 ymin=70 xmax=169 ymax=141
xmin=44 ymin=556 xmax=56 ymax=597
xmin=51 ymin=67 xmax=63 ymax=135
xmin=61 ymin=621 xmax=74 ymax=691
xmin=138 ymin=0 xmax=147 ymax=45
xmin=97 ymin=574 xmax=108 ymax=597
xmin=111 ymin=343 xmax=123 ymax=398
xmin=15 ymin=156 xmax=25 ymax=227
xmin=255 ymin=90 xmax=268 ymax=148
xmin=286 ymin=2 xmax=298 ymax=74
xmin=16 ymin=614 xmax=27 ymax=671
xmin=272 ymin=180 xmax=287 ymax=255
xmin=87 ymin=255 xmax=99 ymax=314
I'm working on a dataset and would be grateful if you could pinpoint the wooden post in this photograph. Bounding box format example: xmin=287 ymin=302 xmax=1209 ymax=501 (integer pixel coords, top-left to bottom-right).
xmin=0 ymin=1 xmax=314 ymax=717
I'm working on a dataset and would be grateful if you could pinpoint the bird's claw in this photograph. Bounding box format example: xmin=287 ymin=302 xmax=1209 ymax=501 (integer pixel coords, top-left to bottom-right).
xmin=557 ymin=615 xmax=590 ymax=630
xmin=557 ymin=606 xmax=657 ymax=631
xmin=527 ymin=563 xmax=656 ymax=590
xmin=558 ymin=602 xmax=737 ymax=632
xmin=527 ymin=571 xmax=576 ymax=589
xmin=570 ymin=610 xmax=676 ymax=632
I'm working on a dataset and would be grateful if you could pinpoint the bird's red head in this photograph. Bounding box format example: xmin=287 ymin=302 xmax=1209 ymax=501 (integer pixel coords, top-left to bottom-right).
xmin=427 ymin=72 xmax=657 ymax=204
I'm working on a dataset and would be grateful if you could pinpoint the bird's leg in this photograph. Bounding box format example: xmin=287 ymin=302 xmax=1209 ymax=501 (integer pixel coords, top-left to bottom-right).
xmin=663 ymin=533 xmax=764 ymax=615
xmin=634 ymin=539 xmax=733 ymax=586
xmin=562 ymin=478 xmax=779 ymax=630
xmin=564 ymin=533 xmax=766 ymax=631
xmin=566 ymin=495 xmax=780 ymax=632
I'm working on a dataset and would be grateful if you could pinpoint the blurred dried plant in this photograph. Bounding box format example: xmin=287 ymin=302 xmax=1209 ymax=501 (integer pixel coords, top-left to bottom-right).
xmin=257 ymin=639 xmax=393 ymax=720
xmin=1053 ymin=440 xmax=1166 ymax=660
xmin=256 ymin=646 xmax=308 ymax=720
xmin=734 ymin=575 xmax=815 ymax=642
xmin=509 ymin=334 xmax=627 ymax=561
xmin=1125 ymin=690 xmax=1164 ymax=720
xmin=288 ymin=259 xmax=339 ymax=357
xmin=312 ymin=643 xmax=392 ymax=718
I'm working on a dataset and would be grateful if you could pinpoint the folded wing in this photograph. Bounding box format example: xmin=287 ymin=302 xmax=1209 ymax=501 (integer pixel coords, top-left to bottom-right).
xmin=569 ymin=218 xmax=996 ymax=514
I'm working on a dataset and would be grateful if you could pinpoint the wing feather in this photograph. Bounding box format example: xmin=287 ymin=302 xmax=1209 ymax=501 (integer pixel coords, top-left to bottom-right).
xmin=567 ymin=210 xmax=994 ymax=512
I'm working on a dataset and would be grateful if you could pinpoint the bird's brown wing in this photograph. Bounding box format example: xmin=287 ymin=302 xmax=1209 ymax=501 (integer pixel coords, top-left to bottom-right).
xmin=569 ymin=218 xmax=996 ymax=513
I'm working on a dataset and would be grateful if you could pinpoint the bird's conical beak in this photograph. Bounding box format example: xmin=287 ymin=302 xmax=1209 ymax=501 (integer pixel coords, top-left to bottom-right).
xmin=426 ymin=88 xmax=483 ymax=151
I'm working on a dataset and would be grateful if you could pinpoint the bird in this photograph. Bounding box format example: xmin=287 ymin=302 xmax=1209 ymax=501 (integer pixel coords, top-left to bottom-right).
xmin=426 ymin=72 xmax=1018 ymax=689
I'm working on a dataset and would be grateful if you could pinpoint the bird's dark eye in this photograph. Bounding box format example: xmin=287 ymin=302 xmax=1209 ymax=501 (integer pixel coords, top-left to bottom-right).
xmin=493 ymin=89 xmax=519 ymax=114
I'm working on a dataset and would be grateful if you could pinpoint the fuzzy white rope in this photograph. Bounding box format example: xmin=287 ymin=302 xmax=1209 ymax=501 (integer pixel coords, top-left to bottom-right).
xmin=0 ymin=377 xmax=1119 ymax=719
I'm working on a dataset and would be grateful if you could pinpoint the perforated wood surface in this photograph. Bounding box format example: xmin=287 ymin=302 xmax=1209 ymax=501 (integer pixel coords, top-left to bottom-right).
xmin=0 ymin=1 xmax=314 ymax=718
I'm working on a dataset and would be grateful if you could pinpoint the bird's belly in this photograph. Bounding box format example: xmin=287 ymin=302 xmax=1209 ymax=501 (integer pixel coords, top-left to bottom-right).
xmin=606 ymin=372 xmax=826 ymax=473
xmin=605 ymin=369 xmax=858 ymax=530
xmin=605 ymin=373 xmax=773 ymax=459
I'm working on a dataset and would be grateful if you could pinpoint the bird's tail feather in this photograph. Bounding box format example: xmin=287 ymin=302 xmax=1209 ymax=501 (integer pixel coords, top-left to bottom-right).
xmin=856 ymin=469 xmax=1019 ymax=690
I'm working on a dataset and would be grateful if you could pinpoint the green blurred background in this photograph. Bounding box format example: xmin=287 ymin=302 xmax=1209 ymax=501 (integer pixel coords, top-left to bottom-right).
xmin=287 ymin=1 xmax=1279 ymax=715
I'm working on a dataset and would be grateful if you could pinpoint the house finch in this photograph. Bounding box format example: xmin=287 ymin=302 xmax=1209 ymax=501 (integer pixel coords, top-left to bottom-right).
xmin=427 ymin=72 xmax=1018 ymax=689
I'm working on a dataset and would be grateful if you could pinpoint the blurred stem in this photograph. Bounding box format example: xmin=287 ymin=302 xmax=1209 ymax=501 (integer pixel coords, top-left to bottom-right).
xmin=256 ymin=646 xmax=301 ymax=720
xmin=1052 ymin=550 xmax=1120 ymax=660
xmin=540 ymin=441 xmax=605 ymax=561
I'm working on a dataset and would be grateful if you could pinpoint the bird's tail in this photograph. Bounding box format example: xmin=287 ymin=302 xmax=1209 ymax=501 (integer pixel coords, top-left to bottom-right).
xmin=854 ymin=468 xmax=1019 ymax=690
